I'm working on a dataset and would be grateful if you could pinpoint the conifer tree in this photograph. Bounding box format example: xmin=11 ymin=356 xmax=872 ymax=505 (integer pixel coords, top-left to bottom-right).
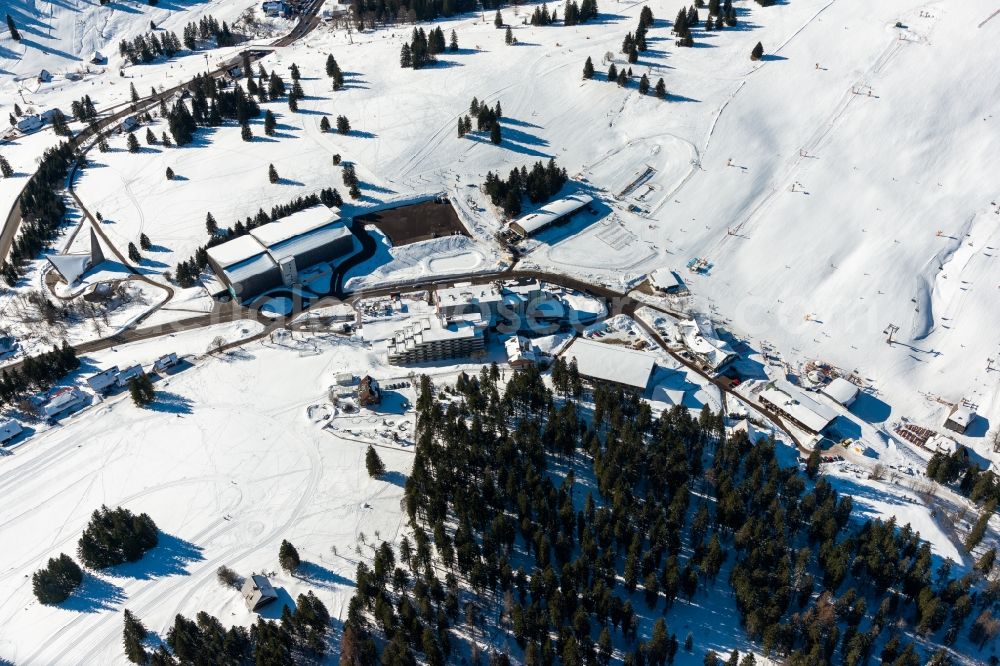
xmin=400 ymin=43 xmax=412 ymax=68
xmin=655 ymin=77 xmax=667 ymax=98
xmin=32 ymin=554 xmax=82 ymax=604
xmin=336 ymin=115 xmax=350 ymax=135
xmin=126 ymin=132 xmax=140 ymax=153
xmin=6 ymin=14 xmax=21 ymax=41
xmin=268 ymin=163 xmax=279 ymax=183
xmin=161 ymin=131 xmax=171 ymax=147
xmin=0 ymin=155 xmax=12 ymax=178
xmin=279 ymin=539 xmax=301 ymax=573
xmin=122 ymin=609 xmax=148 ymax=664
xmin=139 ymin=233 xmax=151 ymax=250
xmin=583 ymin=56 xmax=594 ymax=79
xmin=320 ymin=116 xmax=330 ymax=132
xmin=490 ymin=122 xmax=502 ymax=145
xmin=366 ymin=445 xmax=385 ymax=477
xmin=638 ymin=73 xmax=650 ymax=94
xmin=240 ymin=122 xmax=252 ymax=141
xmin=128 ymin=242 xmax=141 ymax=263
xmin=206 ymin=212 xmax=218 ymax=235
xmin=505 ymin=26 xmax=514 ymax=45
xmin=751 ymin=41 xmax=764 ymax=61
xmin=165 ymin=166 xmax=174 ymax=180
xmin=145 ymin=128 xmax=157 ymax=145
xmin=450 ymin=29 xmax=459 ymax=52
xmin=494 ymin=10 xmax=503 ymax=27
xmin=264 ymin=109 xmax=276 ymax=136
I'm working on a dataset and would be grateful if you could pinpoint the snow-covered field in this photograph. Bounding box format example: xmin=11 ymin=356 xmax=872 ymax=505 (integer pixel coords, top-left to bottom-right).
xmin=3 ymin=0 xmax=1000 ymax=661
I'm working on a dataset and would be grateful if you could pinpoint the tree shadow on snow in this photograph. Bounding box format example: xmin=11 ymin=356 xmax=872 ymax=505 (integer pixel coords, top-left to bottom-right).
xmin=297 ymin=561 xmax=355 ymax=589
xmin=62 ymin=572 xmax=126 ymax=613
xmin=110 ymin=531 xmax=204 ymax=580
xmin=147 ymin=391 xmax=195 ymax=415
xmin=379 ymin=470 xmax=407 ymax=488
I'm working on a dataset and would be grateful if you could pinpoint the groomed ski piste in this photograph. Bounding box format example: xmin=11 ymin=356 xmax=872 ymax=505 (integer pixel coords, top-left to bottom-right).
xmin=1 ymin=0 xmax=1000 ymax=662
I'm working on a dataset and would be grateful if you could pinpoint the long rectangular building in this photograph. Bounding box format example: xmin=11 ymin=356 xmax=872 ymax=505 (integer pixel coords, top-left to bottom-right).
xmin=509 ymin=194 xmax=594 ymax=238
xmin=758 ymin=380 xmax=837 ymax=434
xmin=387 ymin=315 xmax=486 ymax=365
xmin=563 ymin=337 xmax=657 ymax=393
xmin=206 ymin=205 xmax=353 ymax=300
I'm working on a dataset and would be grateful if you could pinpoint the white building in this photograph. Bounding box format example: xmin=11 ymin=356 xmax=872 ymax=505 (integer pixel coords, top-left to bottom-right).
xmin=387 ymin=314 xmax=487 ymax=365
xmin=649 ymin=268 xmax=683 ymax=294
xmin=153 ymin=353 xmax=180 ymax=373
xmin=43 ymin=387 xmax=86 ymax=418
xmin=508 ymin=194 xmax=594 ymax=238
xmin=758 ymin=380 xmax=837 ymax=435
xmin=207 ymin=205 xmax=353 ymax=300
xmin=0 ymin=418 xmax=23 ymax=444
xmin=563 ymin=338 xmax=657 ymax=392
xmin=435 ymin=283 xmax=502 ymax=322
xmin=86 ymin=366 xmax=120 ymax=394
xmin=677 ymin=315 xmax=737 ymax=374
xmin=505 ymin=335 xmax=539 ymax=368
xmin=821 ymin=377 xmax=859 ymax=407
xmin=116 ymin=365 xmax=144 ymax=387
xmin=944 ymin=404 xmax=976 ymax=434
xmin=15 ymin=115 xmax=43 ymax=133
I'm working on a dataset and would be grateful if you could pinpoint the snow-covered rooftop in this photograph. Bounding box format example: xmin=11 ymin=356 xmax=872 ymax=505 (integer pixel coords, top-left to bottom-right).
xmin=563 ymin=337 xmax=657 ymax=390
xmin=822 ymin=377 xmax=860 ymax=406
xmin=759 ymin=380 xmax=838 ymax=434
xmin=249 ymin=205 xmax=342 ymax=247
xmin=206 ymin=234 xmax=270 ymax=269
xmin=511 ymin=194 xmax=593 ymax=236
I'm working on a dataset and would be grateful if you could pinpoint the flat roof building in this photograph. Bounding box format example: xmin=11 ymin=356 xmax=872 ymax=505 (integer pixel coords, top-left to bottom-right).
xmin=758 ymin=380 xmax=837 ymax=435
xmin=435 ymin=283 xmax=502 ymax=322
xmin=509 ymin=194 xmax=594 ymax=238
xmin=563 ymin=337 xmax=657 ymax=392
xmin=207 ymin=205 xmax=354 ymax=301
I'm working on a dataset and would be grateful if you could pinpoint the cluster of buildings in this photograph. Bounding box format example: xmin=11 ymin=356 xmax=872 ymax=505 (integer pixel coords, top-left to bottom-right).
xmin=205 ymin=205 xmax=354 ymax=301
xmin=757 ymin=379 xmax=847 ymax=436
xmin=385 ymin=279 xmax=565 ymax=366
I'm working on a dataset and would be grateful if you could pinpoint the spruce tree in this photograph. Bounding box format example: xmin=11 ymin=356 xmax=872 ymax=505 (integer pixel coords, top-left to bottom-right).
xmin=583 ymin=56 xmax=594 ymax=80
xmin=608 ymin=63 xmax=618 ymax=81
xmin=655 ymin=77 xmax=667 ymax=98
xmin=32 ymin=554 xmax=82 ymax=604
xmin=336 ymin=115 xmax=350 ymax=135
xmin=490 ymin=122 xmax=502 ymax=145
xmin=165 ymin=166 xmax=174 ymax=180
xmin=0 ymin=155 xmax=12 ymax=178
xmin=638 ymin=73 xmax=650 ymax=94
xmin=263 ymin=110 xmax=276 ymax=136
xmin=206 ymin=212 xmax=218 ymax=235
xmin=751 ymin=41 xmax=764 ymax=61
xmin=400 ymin=43 xmax=412 ymax=68
xmin=450 ymin=29 xmax=458 ymax=51
xmin=320 ymin=116 xmax=330 ymax=132
xmin=279 ymin=539 xmax=301 ymax=573
xmin=505 ymin=26 xmax=514 ymax=45
xmin=126 ymin=132 xmax=140 ymax=153
xmin=139 ymin=233 xmax=151 ymax=250
xmin=145 ymin=128 xmax=157 ymax=145
xmin=128 ymin=242 xmax=141 ymax=263
xmin=494 ymin=10 xmax=503 ymax=27
xmin=366 ymin=445 xmax=385 ymax=477
xmin=122 ymin=609 xmax=148 ymax=664
xmin=6 ymin=13 xmax=21 ymax=41
xmin=128 ymin=373 xmax=155 ymax=406
xmin=240 ymin=122 xmax=252 ymax=141
xmin=268 ymin=163 xmax=279 ymax=183
xmin=161 ymin=131 xmax=171 ymax=147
